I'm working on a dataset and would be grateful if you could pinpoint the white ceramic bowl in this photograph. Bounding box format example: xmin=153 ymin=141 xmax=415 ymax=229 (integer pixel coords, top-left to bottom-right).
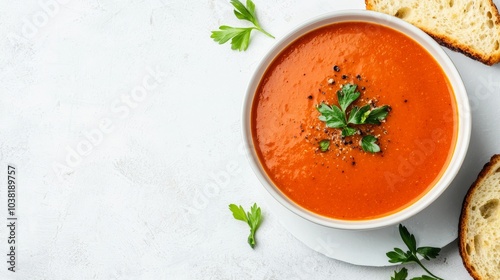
xmin=242 ymin=10 xmax=471 ymax=230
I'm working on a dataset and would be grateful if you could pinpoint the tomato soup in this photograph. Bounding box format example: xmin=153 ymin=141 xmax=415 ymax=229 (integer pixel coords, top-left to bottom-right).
xmin=251 ymin=22 xmax=457 ymax=220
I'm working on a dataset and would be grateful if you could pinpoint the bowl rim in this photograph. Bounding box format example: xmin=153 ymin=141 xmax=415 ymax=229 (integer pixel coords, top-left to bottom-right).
xmin=242 ymin=9 xmax=471 ymax=230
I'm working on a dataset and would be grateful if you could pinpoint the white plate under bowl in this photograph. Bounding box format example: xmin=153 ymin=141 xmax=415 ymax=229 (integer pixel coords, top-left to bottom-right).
xmin=261 ymin=172 xmax=463 ymax=266
xmin=240 ymin=9 xmax=498 ymax=266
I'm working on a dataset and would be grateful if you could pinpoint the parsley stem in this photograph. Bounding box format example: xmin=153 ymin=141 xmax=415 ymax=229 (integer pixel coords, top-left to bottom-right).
xmin=248 ymin=228 xmax=256 ymax=248
xmin=414 ymin=258 xmax=443 ymax=280
xmin=255 ymin=26 xmax=274 ymax=39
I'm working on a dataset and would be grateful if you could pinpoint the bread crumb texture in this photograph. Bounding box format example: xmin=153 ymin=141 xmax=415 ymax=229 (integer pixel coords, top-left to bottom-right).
xmin=460 ymin=155 xmax=500 ymax=280
xmin=366 ymin=0 xmax=500 ymax=65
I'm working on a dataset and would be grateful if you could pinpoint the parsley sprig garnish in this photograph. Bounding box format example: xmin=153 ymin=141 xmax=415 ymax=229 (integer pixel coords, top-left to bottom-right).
xmin=211 ymin=0 xmax=274 ymax=51
xmin=316 ymin=83 xmax=389 ymax=153
xmin=387 ymin=224 xmax=443 ymax=280
xmin=229 ymin=203 xmax=262 ymax=248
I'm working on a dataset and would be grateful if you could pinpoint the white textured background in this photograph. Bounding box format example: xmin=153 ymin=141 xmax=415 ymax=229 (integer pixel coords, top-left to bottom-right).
xmin=1 ymin=0 xmax=496 ymax=279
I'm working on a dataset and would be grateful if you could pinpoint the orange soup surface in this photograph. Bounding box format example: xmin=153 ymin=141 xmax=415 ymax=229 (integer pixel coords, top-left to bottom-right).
xmin=251 ymin=22 xmax=457 ymax=220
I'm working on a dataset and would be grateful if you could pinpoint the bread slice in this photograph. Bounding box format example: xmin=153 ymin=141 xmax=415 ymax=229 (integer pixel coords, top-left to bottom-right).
xmin=365 ymin=0 xmax=500 ymax=65
xmin=459 ymin=155 xmax=500 ymax=280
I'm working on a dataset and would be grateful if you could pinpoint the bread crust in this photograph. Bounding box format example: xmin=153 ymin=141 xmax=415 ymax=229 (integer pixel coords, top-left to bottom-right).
xmin=459 ymin=154 xmax=500 ymax=280
xmin=365 ymin=0 xmax=500 ymax=65
xmin=423 ymin=30 xmax=498 ymax=66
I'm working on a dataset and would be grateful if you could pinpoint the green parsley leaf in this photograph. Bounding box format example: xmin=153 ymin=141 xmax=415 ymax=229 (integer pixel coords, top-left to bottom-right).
xmin=229 ymin=204 xmax=248 ymax=222
xmin=342 ymin=126 xmax=358 ymax=137
xmin=229 ymin=203 xmax=263 ymax=248
xmin=347 ymin=105 xmax=371 ymax=125
xmin=231 ymin=0 xmax=257 ymax=25
xmin=387 ymin=247 xmax=411 ymax=264
xmin=319 ymin=139 xmax=330 ymax=152
xmin=229 ymin=28 xmax=252 ymax=51
xmin=392 ymin=268 xmax=408 ymax=280
xmin=386 ymin=224 xmax=443 ymax=280
xmin=245 ymin=0 xmax=256 ymax=15
xmin=211 ymin=26 xmax=253 ymax=51
xmin=247 ymin=203 xmax=262 ymax=231
xmin=316 ymin=103 xmax=346 ymax=128
xmin=417 ymin=247 xmax=441 ymax=261
xmin=399 ymin=224 xmax=417 ymax=253
xmin=337 ymin=84 xmax=361 ymax=112
xmin=365 ymin=105 xmax=390 ymax=124
xmin=360 ymin=135 xmax=380 ymax=153
xmin=211 ymin=0 xmax=274 ymax=51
